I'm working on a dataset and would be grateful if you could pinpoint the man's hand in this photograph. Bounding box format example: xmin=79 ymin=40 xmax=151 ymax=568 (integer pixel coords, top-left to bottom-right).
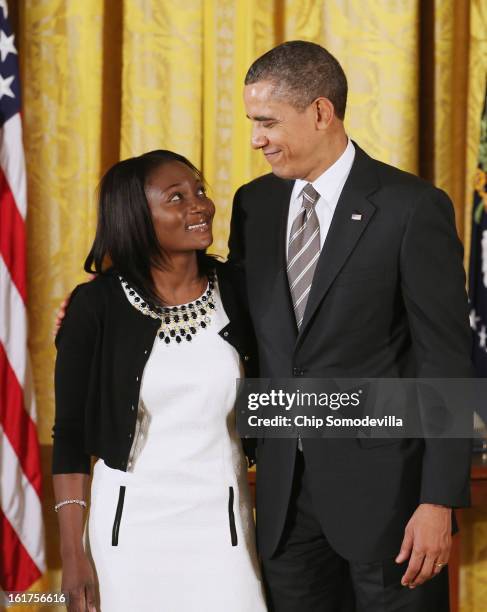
xmin=395 ymin=503 xmax=451 ymax=588
xmin=53 ymin=276 xmax=95 ymax=337
xmin=54 ymin=295 xmax=71 ymax=336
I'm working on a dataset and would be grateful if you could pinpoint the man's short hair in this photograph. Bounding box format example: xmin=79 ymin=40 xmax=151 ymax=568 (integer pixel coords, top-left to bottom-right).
xmin=245 ymin=40 xmax=348 ymax=120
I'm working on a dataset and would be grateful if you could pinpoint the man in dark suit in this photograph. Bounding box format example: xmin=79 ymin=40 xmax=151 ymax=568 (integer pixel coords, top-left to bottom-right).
xmin=229 ymin=41 xmax=473 ymax=611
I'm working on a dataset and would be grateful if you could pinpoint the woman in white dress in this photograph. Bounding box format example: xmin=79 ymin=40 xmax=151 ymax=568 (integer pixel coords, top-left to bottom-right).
xmin=52 ymin=150 xmax=267 ymax=612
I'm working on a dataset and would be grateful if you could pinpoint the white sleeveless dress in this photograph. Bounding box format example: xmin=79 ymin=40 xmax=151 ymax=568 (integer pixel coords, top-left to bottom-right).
xmin=86 ymin=278 xmax=267 ymax=611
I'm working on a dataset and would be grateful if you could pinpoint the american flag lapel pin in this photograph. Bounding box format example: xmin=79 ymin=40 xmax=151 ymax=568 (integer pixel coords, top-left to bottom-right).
xmin=351 ymin=212 xmax=362 ymax=221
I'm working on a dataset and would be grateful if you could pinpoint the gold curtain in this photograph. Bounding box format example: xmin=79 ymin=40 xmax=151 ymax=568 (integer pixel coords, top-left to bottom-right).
xmin=10 ymin=1 xmax=487 ymax=609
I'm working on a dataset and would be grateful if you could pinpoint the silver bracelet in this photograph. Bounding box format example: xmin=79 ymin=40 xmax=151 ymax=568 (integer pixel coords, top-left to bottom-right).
xmin=54 ymin=499 xmax=87 ymax=513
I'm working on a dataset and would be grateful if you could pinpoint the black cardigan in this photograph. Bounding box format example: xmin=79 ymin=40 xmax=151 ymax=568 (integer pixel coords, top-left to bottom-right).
xmin=52 ymin=261 xmax=257 ymax=474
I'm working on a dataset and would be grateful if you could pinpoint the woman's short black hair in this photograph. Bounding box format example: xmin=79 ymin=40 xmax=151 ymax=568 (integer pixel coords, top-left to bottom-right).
xmin=85 ymin=150 xmax=216 ymax=305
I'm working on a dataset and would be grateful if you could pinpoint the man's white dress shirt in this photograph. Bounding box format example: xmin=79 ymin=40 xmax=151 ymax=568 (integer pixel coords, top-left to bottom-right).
xmin=286 ymin=138 xmax=356 ymax=254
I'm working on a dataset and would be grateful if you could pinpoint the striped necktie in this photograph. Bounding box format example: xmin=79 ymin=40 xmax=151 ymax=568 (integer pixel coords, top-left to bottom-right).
xmin=287 ymin=183 xmax=321 ymax=328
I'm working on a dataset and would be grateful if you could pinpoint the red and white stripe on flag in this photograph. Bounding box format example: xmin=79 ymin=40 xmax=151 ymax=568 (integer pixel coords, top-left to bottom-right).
xmin=0 ymin=1 xmax=46 ymax=592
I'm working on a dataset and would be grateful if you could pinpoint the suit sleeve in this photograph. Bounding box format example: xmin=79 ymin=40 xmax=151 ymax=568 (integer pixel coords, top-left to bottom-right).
xmin=227 ymin=185 xmax=252 ymax=333
xmin=400 ymin=187 xmax=473 ymax=507
xmin=52 ymin=284 xmax=99 ymax=475
xmin=227 ymin=187 xmax=259 ymax=465
xmin=228 ymin=185 xmax=246 ymax=270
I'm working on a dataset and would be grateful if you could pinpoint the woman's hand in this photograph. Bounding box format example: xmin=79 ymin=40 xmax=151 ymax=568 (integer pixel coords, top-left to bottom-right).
xmin=61 ymin=550 xmax=97 ymax=612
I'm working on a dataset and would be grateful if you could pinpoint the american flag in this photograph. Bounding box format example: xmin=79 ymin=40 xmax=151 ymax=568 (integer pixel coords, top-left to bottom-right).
xmin=469 ymin=80 xmax=487 ymax=420
xmin=0 ymin=0 xmax=46 ymax=592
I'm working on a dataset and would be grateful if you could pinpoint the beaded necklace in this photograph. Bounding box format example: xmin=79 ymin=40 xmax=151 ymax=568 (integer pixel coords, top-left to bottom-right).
xmin=120 ymin=274 xmax=216 ymax=345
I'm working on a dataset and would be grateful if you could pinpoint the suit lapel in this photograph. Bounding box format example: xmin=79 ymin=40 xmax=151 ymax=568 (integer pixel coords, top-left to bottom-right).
xmin=269 ymin=177 xmax=294 ymax=279
xmin=297 ymin=145 xmax=380 ymax=340
xmin=257 ymin=177 xmax=297 ymax=337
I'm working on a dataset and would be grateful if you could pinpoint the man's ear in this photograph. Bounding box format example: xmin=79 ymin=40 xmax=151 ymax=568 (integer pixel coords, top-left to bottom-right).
xmin=314 ymin=97 xmax=334 ymax=130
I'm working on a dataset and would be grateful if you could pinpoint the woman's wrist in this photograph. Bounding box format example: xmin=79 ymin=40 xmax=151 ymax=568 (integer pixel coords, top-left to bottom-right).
xmin=60 ymin=543 xmax=86 ymax=560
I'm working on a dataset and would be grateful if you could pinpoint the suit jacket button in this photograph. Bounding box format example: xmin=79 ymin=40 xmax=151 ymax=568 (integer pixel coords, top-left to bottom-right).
xmin=244 ymin=355 xmax=250 ymax=361
xmin=223 ymin=331 xmax=229 ymax=337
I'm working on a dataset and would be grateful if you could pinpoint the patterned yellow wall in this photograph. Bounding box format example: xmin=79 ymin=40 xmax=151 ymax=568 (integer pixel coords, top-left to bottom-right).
xmin=10 ymin=0 xmax=487 ymax=609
